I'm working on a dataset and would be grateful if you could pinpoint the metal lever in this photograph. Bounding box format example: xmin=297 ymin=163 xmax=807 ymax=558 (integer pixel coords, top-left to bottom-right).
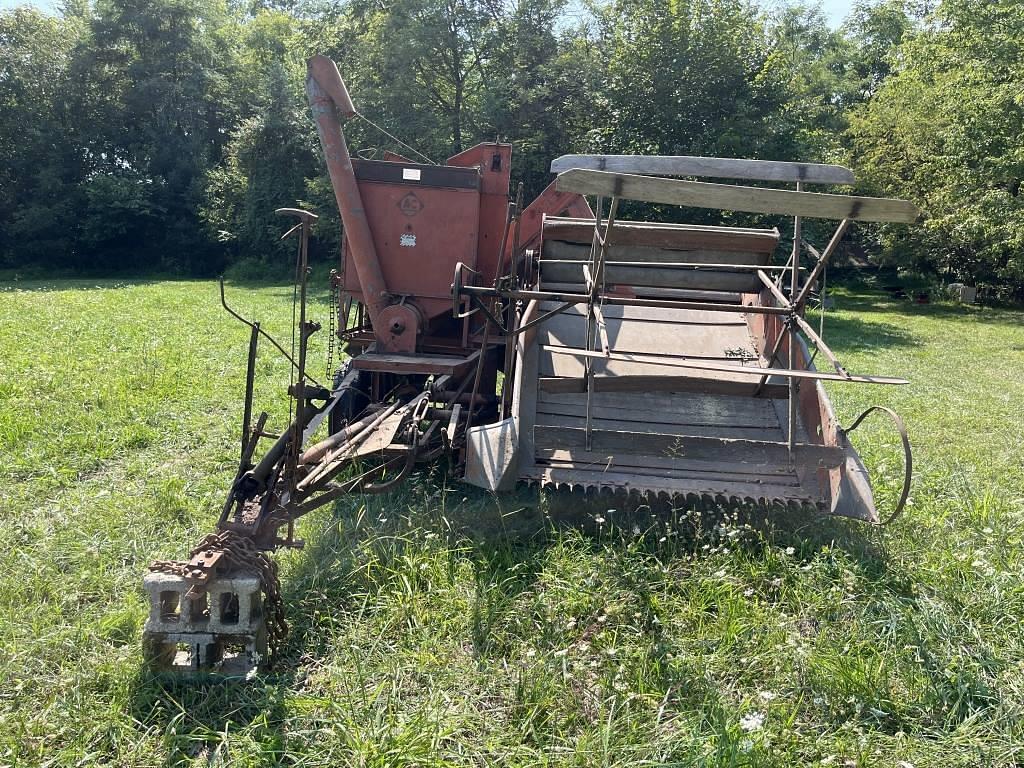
xmin=276 ymin=207 xmax=319 ymax=480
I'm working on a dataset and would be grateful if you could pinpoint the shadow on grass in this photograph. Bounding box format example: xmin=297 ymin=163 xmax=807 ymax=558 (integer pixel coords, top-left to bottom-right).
xmin=128 ymin=667 xmax=293 ymax=764
xmin=124 ymin=471 xmax=893 ymax=755
xmin=0 ymin=276 xmax=160 ymax=292
xmin=830 ymin=285 xmax=1024 ymax=327
xmin=278 ymin=467 xmax=553 ymax=664
xmin=0 ymin=263 xmax=337 ymax=295
xmin=816 ymin=312 xmax=920 ymax=354
xmin=276 ymin=471 xmax=894 ymax=663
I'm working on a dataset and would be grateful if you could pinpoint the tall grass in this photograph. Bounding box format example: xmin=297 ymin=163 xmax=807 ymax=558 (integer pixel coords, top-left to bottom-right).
xmin=0 ymin=277 xmax=1021 ymax=766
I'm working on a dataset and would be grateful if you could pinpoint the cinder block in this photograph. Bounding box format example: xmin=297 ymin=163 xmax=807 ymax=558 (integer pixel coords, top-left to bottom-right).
xmin=143 ymin=571 xmax=267 ymax=677
xmin=143 ymin=571 xmax=261 ymax=634
xmin=143 ymin=627 xmax=268 ymax=678
xmin=207 ymin=576 xmax=263 ymax=633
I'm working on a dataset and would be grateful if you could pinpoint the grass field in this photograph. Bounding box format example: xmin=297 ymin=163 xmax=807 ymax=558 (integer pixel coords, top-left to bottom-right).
xmin=1 ymin=275 xmax=1022 ymax=767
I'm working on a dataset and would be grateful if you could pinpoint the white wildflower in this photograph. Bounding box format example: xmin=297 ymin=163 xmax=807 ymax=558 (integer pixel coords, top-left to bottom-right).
xmin=758 ymin=690 xmax=778 ymax=702
xmin=785 ymin=546 xmax=796 ymax=556
xmin=740 ymin=711 xmax=765 ymax=732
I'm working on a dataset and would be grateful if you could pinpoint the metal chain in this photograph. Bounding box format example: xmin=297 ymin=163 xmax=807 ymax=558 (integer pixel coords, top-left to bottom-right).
xmin=149 ymin=530 xmax=288 ymax=657
xmin=326 ymin=274 xmax=338 ymax=381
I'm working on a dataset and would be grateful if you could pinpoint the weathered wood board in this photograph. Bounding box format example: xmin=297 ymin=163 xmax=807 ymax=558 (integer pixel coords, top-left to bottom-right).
xmin=541 ymin=239 xmax=773 ymax=266
xmin=540 ymin=261 xmax=763 ymax=292
xmin=536 ymin=375 xmax=790 ymax=399
xmin=533 ymin=426 xmax=844 ymax=468
xmin=550 ymin=154 xmax=856 ymax=185
xmin=542 ymin=216 xmax=781 ymax=251
xmin=555 ymin=170 xmax=921 ymax=223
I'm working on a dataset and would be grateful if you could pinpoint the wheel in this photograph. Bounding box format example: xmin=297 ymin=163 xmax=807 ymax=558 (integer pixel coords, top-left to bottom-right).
xmin=327 ymin=359 xmax=369 ymax=435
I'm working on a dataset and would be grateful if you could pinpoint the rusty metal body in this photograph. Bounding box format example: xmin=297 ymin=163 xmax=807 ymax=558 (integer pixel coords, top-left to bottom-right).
xmin=460 ymin=163 xmax=916 ymax=520
xmin=142 ymin=56 xmax=916 ymax=677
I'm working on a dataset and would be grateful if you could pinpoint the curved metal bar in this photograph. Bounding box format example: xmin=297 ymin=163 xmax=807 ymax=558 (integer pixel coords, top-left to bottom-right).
xmin=845 ymin=405 xmax=912 ymax=526
xmin=361 ymin=441 xmax=418 ymax=495
xmin=219 ymin=278 xmax=324 ymax=389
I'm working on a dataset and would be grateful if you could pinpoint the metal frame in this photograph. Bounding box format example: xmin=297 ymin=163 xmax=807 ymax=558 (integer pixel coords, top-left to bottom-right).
xmin=454 ymin=171 xmax=913 ymax=463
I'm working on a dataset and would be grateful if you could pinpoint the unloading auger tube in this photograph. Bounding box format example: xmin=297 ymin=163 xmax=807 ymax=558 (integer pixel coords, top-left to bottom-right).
xmin=141 ymin=56 xmax=919 ymax=678
xmin=304 ymin=56 xmax=390 ymax=342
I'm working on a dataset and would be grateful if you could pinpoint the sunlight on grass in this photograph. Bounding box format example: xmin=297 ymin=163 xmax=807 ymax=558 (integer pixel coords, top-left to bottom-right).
xmin=0 ymin=278 xmax=1022 ymax=766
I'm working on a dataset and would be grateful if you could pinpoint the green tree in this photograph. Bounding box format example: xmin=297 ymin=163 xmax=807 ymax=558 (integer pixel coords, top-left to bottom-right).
xmin=201 ymin=60 xmax=320 ymax=265
xmin=308 ymin=0 xmax=500 ymax=160
xmin=849 ymin=0 xmax=1024 ymax=295
xmin=72 ymin=0 xmax=241 ymax=272
xmin=479 ymin=0 xmax=600 ymax=198
xmin=0 ymin=8 xmax=84 ymax=267
xmin=761 ymin=3 xmax=859 ymax=163
xmin=588 ymin=0 xmax=787 ymax=160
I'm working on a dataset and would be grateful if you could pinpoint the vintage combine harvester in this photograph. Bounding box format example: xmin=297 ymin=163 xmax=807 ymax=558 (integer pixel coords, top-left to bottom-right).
xmin=142 ymin=56 xmax=918 ymax=675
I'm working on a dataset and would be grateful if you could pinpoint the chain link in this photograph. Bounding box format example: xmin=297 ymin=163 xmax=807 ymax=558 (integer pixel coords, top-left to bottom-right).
xmin=149 ymin=530 xmax=288 ymax=658
xmin=326 ymin=273 xmax=338 ymax=381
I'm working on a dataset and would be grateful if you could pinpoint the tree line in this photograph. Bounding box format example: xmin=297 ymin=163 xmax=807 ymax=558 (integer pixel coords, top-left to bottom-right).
xmin=1 ymin=0 xmax=1021 ymax=296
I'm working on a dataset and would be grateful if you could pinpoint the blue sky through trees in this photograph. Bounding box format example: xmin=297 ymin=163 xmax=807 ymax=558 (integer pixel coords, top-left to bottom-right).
xmin=2 ymin=0 xmax=855 ymax=27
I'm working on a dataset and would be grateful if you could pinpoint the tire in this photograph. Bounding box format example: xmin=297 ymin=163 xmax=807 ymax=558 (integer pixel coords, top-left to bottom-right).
xmin=327 ymin=359 xmax=369 ymax=436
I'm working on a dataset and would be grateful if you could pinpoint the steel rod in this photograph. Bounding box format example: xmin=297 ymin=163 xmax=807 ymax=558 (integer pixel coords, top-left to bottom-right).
xmin=542 ymin=260 xmax=805 ymax=272
xmin=457 ymin=286 xmax=790 ymax=315
xmin=757 ymin=269 xmax=793 ymax=309
xmin=753 ymin=320 xmax=787 ymax=396
xmin=540 ymin=346 xmax=908 ymax=385
xmin=241 ymin=322 xmax=260 ymax=463
xmin=793 ymin=313 xmax=849 ymax=378
xmin=794 ymin=219 xmax=851 ymax=310
xmin=788 ymin=183 xmax=801 ymax=453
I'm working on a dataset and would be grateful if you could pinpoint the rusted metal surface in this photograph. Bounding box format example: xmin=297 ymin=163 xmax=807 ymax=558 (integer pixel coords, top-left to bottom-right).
xmin=305 ymin=56 xmax=391 ymax=344
xmin=470 ymin=162 xmax=916 ymax=525
xmin=145 ymin=56 xmax=918 ymax=677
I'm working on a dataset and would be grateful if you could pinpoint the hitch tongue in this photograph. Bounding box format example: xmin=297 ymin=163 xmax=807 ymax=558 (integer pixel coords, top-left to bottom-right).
xmin=182 ymin=549 xmax=224 ymax=599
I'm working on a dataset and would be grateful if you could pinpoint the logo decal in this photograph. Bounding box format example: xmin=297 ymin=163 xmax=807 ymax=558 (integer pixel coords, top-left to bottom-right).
xmin=398 ymin=193 xmax=423 ymax=217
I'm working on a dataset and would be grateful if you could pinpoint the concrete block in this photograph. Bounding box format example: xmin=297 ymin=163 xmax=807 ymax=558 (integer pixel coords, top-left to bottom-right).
xmin=143 ymin=571 xmax=262 ymax=634
xmin=947 ymin=283 xmax=978 ymax=303
xmin=143 ymin=571 xmax=267 ymax=677
xmin=143 ymin=628 xmax=268 ymax=678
